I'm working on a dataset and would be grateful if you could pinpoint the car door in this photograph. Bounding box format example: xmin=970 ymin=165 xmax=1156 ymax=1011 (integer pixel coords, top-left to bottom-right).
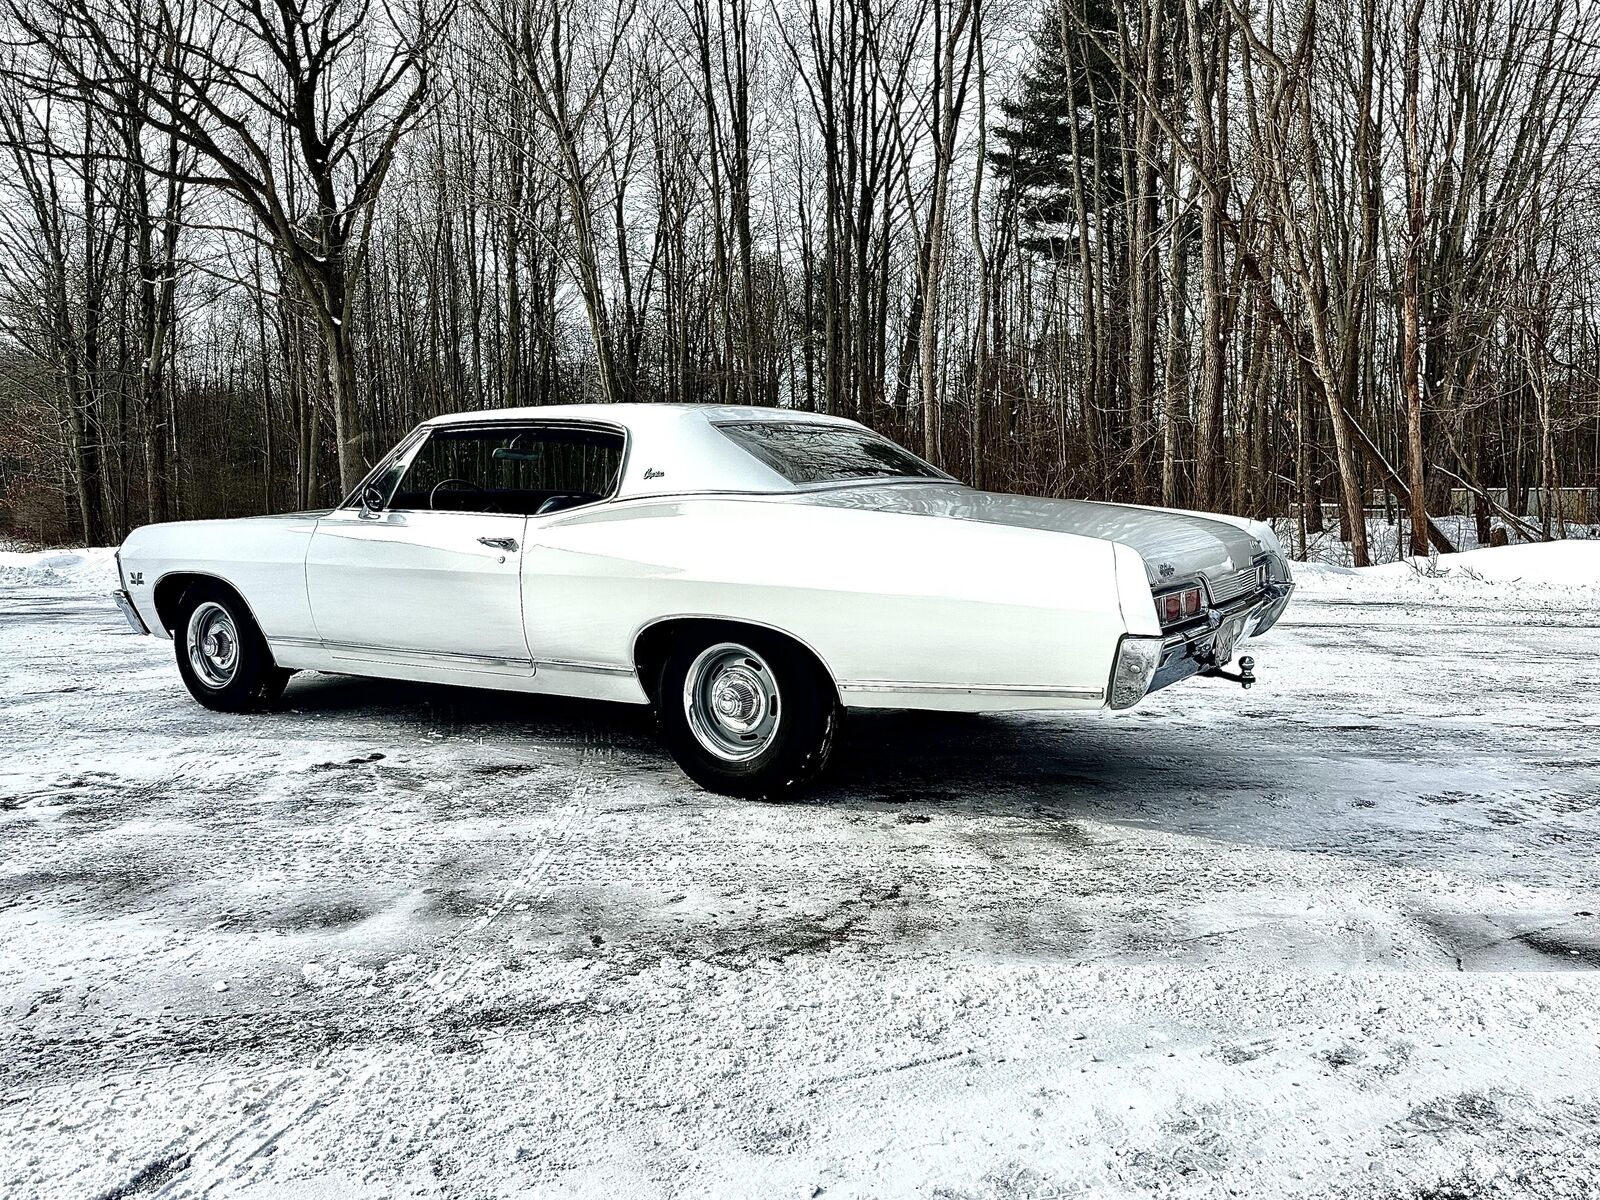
xmin=509 ymin=423 xmax=630 ymax=670
xmin=305 ymin=424 xmax=546 ymax=673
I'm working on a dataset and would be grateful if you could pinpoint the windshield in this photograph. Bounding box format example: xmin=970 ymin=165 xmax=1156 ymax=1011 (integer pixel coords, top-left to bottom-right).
xmin=715 ymin=421 xmax=947 ymax=486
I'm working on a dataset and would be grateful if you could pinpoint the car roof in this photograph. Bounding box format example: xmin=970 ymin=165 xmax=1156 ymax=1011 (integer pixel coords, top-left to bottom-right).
xmin=419 ymin=403 xmax=871 ymax=499
xmin=423 ymin=402 xmax=861 ymax=431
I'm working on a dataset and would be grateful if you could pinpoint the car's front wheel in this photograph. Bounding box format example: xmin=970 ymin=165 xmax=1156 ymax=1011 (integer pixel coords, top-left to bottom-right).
xmin=174 ymin=583 xmax=291 ymax=712
xmin=656 ymin=630 xmax=840 ymax=800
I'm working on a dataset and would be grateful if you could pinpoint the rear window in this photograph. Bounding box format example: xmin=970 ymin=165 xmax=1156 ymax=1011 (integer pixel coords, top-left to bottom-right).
xmin=715 ymin=422 xmax=945 ymax=486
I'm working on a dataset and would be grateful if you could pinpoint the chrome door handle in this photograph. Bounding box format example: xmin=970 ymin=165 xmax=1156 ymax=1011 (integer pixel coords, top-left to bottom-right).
xmin=477 ymin=536 xmax=519 ymax=551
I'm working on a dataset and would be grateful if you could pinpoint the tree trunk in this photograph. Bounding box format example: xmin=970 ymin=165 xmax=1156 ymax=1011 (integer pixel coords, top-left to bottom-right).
xmin=1401 ymin=0 xmax=1429 ymax=557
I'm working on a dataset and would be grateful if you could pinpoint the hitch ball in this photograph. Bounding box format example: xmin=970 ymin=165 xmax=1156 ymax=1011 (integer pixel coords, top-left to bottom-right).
xmin=1238 ymin=655 xmax=1255 ymax=689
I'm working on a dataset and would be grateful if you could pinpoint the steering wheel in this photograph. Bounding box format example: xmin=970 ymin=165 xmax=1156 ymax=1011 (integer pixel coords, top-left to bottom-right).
xmin=428 ymin=477 xmax=485 ymax=509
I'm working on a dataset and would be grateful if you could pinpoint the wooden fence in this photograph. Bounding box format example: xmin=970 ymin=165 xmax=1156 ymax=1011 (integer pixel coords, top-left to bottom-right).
xmin=1445 ymin=487 xmax=1597 ymax=525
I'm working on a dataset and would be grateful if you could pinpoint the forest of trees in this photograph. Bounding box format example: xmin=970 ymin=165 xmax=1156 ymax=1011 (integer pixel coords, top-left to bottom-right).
xmin=3 ymin=0 xmax=1599 ymax=564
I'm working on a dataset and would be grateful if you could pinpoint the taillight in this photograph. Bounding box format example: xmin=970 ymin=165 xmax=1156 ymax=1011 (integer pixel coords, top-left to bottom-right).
xmin=1158 ymin=585 xmax=1204 ymax=626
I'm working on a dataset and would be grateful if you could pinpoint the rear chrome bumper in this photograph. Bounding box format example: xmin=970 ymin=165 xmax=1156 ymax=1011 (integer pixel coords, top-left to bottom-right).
xmin=112 ymin=589 xmax=150 ymax=635
xmin=1148 ymin=580 xmax=1292 ymax=695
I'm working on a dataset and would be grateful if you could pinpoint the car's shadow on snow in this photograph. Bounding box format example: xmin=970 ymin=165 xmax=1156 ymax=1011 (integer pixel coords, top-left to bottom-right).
xmin=279 ymin=671 xmax=661 ymax=746
xmin=819 ymin=709 xmax=1269 ymax=816
xmin=281 ymin=671 xmax=1267 ymax=823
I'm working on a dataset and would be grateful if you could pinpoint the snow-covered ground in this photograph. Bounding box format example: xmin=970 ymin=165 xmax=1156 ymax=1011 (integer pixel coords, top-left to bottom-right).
xmin=3 ymin=544 xmax=1599 ymax=1199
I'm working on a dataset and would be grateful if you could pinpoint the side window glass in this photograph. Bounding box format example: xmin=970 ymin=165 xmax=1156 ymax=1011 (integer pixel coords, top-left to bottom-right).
xmin=391 ymin=426 xmax=624 ymax=515
xmin=365 ymin=453 xmax=412 ymax=508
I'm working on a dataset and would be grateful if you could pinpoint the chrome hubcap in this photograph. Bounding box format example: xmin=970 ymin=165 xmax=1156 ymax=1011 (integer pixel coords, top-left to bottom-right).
xmin=684 ymin=643 xmax=781 ymax=762
xmin=187 ymin=601 xmax=240 ymax=688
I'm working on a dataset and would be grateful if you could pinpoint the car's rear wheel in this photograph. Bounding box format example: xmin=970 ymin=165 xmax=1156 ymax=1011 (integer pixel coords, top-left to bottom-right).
xmin=656 ymin=630 xmax=840 ymax=800
xmin=174 ymin=583 xmax=291 ymax=712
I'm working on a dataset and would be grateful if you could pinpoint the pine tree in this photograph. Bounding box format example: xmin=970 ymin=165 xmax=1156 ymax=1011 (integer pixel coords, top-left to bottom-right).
xmin=989 ymin=3 xmax=1126 ymax=255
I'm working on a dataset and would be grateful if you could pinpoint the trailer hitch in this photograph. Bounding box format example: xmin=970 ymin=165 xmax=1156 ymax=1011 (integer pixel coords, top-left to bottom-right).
xmin=1203 ymin=654 xmax=1255 ymax=689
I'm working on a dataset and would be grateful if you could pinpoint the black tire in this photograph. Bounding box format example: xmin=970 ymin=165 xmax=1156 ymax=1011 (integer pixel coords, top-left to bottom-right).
xmin=173 ymin=582 xmax=291 ymax=713
xmin=655 ymin=628 xmax=840 ymax=800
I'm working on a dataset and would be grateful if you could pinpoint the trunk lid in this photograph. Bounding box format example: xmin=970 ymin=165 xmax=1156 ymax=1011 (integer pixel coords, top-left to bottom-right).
xmin=799 ymin=482 xmax=1264 ymax=592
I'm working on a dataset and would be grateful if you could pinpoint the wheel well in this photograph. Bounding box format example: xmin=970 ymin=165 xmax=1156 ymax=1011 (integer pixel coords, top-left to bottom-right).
xmin=632 ymin=618 xmax=837 ymax=706
xmin=152 ymin=573 xmax=247 ymax=636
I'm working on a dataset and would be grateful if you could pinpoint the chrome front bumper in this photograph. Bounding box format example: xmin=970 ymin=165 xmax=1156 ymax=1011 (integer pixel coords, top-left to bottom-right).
xmin=112 ymin=589 xmax=150 ymax=635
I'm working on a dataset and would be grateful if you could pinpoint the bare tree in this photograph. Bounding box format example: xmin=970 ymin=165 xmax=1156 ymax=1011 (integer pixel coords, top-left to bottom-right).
xmin=9 ymin=0 xmax=454 ymax=491
xmin=4 ymin=0 xmax=1600 ymax=551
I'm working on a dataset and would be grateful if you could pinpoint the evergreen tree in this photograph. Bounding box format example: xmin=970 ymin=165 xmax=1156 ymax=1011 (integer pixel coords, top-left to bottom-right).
xmin=989 ymin=4 xmax=1127 ymax=256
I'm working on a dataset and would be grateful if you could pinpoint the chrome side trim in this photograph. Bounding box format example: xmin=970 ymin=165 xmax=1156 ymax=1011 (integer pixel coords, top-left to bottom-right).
xmin=353 ymin=646 xmax=532 ymax=670
xmin=533 ymin=657 xmax=635 ymax=677
xmin=271 ymin=638 xmax=629 ymax=678
xmin=839 ymin=680 xmax=1104 ymax=701
xmin=274 ymin=635 xmax=533 ymax=671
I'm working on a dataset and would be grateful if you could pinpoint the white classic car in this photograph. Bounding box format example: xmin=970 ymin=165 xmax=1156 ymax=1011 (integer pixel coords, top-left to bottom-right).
xmin=113 ymin=404 xmax=1294 ymax=797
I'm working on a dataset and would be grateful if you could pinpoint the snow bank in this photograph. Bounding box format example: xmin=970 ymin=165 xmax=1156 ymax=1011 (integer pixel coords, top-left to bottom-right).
xmin=1292 ymin=539 xmax=1598 ymax=610
xmin=0 ymin=547 xmax=117 ymax=590
xmin=1373 ymin=539 xmax=1600 ymax=587
xmin=1273 ymin=544 xmax=1600 ymax=630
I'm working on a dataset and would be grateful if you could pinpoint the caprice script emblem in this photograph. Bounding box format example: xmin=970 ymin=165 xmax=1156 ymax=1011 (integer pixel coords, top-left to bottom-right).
xmin=644 ymin=468 xmax=665 ymax=480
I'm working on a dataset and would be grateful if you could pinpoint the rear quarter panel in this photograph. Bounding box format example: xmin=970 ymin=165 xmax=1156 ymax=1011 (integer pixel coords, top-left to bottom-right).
xmin=523 ymin=496 xmax=1132 ymax=710
xmin=119 ymin=514 xmax=322 ymax=640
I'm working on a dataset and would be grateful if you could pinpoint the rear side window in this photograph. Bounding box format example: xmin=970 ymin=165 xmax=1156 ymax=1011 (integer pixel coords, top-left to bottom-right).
xmin=391 ymin=425 xmax=624 ymax=515
xmin=715 ymin=422 xmax=945 ymax=486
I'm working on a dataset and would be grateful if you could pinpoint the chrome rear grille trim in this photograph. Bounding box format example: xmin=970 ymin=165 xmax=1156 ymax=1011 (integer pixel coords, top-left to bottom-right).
xmin=1203 ymin=560 xmax=1267 ymax=604
xmin=1207 ymin=571 xmax=1256 ymax=605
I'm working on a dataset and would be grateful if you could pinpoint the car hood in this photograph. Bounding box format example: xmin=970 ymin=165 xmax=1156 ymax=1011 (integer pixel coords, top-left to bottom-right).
xmin=798 ymin=482 xmax=1267 ymax=586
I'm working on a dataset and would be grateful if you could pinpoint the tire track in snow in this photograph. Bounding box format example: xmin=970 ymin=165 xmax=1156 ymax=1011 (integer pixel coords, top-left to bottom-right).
xmin=136 ymin=743 xmax=603 ymax=1199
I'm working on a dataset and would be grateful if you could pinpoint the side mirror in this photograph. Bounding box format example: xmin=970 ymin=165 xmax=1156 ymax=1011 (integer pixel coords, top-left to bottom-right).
xmin=358 ymin=485 xmax=386 ymax=518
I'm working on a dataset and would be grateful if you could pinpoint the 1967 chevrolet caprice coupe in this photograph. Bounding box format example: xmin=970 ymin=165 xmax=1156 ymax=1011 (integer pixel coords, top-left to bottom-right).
xmin=113 ymin=404 xmax=1294 ymax=798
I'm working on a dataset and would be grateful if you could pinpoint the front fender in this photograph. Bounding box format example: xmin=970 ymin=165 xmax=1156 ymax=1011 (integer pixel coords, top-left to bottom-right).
xmin=118 ymin=514 xmax=322 ymax=641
